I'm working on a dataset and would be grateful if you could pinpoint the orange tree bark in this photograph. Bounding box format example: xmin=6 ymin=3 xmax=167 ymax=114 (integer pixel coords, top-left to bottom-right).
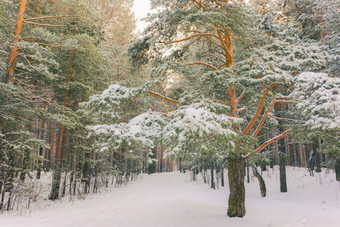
xmin=6 ymin=0 xmax=27 ymax=83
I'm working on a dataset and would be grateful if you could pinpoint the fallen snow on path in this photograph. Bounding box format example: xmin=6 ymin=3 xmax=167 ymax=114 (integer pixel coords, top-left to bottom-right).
xmin=1 ymin=167 xmax=340 ymax=227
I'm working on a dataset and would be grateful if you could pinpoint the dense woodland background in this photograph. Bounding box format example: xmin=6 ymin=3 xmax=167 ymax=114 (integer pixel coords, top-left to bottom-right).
xmin=0 ymin=0 xmax=339 ymax=218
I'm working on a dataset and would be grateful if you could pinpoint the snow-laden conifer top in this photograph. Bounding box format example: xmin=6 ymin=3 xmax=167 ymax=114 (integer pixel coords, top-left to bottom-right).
xmin=291 ymin=72 xmax=340 ymax=130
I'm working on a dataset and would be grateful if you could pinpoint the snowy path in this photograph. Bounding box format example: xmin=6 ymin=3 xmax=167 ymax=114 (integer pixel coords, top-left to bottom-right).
xmin=1 ymin=167 xmax=340 ymax=227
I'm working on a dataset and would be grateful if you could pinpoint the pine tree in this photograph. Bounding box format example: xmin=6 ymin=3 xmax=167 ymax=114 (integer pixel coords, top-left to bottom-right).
xmin=0 ymin=0 xmax=137 ymax=208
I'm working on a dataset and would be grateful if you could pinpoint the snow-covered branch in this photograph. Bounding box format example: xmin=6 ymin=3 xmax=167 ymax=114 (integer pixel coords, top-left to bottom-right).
xmin=243 ymin=130 xmax=292 ymax=159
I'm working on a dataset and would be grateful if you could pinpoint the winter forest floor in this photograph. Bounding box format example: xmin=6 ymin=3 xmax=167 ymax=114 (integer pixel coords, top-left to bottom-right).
xmin=1 ymin=167 xmax=340 ymax=227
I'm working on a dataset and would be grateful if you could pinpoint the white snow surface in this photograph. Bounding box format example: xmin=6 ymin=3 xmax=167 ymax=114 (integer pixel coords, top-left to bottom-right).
xmin=1 ymin=167 xmax=340 ymax=227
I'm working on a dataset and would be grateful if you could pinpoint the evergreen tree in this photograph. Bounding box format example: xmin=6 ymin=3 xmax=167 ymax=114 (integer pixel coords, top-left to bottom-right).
xmin=86 ymin=0 xmax=326 ymax=217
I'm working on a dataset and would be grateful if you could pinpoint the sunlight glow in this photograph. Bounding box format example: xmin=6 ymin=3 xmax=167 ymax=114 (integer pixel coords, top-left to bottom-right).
xmin=133 ymin=0 xmax=151 ymax=33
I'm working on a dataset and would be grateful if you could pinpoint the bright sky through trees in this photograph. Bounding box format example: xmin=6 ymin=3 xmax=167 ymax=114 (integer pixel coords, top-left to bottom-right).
xmin=133 ymin=0 xmax=151 ymax=32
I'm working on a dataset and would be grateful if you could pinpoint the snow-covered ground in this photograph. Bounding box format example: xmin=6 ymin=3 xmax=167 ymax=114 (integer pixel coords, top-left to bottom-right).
xmin=1 ymin=166 xmax=340 ymax=227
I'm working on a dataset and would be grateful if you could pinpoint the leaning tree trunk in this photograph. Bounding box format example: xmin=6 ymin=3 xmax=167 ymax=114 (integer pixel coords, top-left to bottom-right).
xmin=252 ymin=164 xmax=266 ymax=197
xmin=227 ymin=156 xmax=246 ymax=217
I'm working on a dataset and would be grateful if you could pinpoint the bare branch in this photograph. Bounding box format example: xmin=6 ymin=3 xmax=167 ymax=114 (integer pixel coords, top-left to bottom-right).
xmin=209 ymin=54 xmax=225 ymax=63
xmin=24 ymin=21 xmax=66 ymax=27
xmin=268 ymin=114 xmax=294 ymax=122
xmin=204 ymin=36 xmax=225 ymax=50
xmin=237 ymin=107 xmax=247 ymax=112
xmin=18 ymin=36 xmax=38 ymax=40
xmin=237 ymin=90 xmax=246 ymax=104
xmin=24 ymin=15 xmax=77 ymax=21
xmin=36 ymin=43 xmax=74 ymax=51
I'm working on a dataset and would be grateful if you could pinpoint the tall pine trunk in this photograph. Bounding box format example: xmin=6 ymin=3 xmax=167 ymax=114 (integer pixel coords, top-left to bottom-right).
xmin=49 ymin=127 xmax=65 ymax=200
xmin=37 ymin=116 xmax=46 ymax=179
xmin=227 ymin=156 xmax=245 ymax=217
xmin=6 ymin=0 xmax=27 ymax=83
xmin=276 ymin=101 xmax=287 ymax=192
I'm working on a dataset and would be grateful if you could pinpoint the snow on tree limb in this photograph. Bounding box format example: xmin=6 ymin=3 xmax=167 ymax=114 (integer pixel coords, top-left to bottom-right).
xmin=148 ymin=91 xmax=180 ymax=104
xmin=81 ymin=78 xmax=164 ymax=121
xmin=290 ymin=72 xmax=340 ymax=130
xmin=243 ymin=130 xmax=292 ymax=159
xmin=243 ymin=88 xmax=270 ymax=135
xmin=88 ymin=112 xmax=169 ymax=151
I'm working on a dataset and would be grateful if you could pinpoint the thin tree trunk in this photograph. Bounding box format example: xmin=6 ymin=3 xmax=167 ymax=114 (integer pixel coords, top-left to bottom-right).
xmin=203 ymin=163 xmax=207 ymax=184
xmin=314 ymin=140 xmax=321 ymax=173
xmin=0 ymin=180 xmax=5 ymax=211
xmin=278 ymin=140 xmax=287 ymax=192
xmin=279 ymin=154 xmax=287 ymax=192
xmin=69 ymin=171 xmax=74 ymax=195
xmin=62 ymin=172 xmax=67 ymax=197
xmin=49 ymin=121 xmax=56 ymax=169
xmin=286 ymin=137 xmax=291 ymax=165
xmin=210 ymin=161 xmax=215 ymax=189
xmin=276 ymin=103 xmax=287 ymax=193
xmin=37 ymin=114 xmax=46 ymax=179
xmin=246 ymin=160 xmax=250 ymax=183
xmin=20 ymin=148 xmax=29 ymax=181
xmin=216 ymin=166 xmax=220 ymax=189
xmin=192 ymin=169 xmax=196 ymax=181
xmin=292 ymin=141 xmax=297 ymax=166
xmin=260 ymin=160 xmax=267 ymax=172
xmin=335 ymin=159 xmax=340 ymax=181
xmin=298 ymin=145 xmax=303 ymax=167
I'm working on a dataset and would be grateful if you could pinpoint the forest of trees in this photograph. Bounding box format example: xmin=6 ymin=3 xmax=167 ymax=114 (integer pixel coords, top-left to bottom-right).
xmin=0 ymin=0 xmax=339 ymax=219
